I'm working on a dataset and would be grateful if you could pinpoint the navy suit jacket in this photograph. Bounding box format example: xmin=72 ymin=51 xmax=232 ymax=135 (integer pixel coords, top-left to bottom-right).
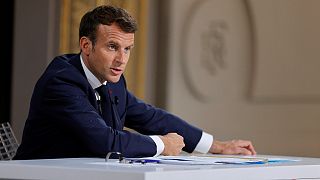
xmin=14 ymin=54 xmax=203 ymax=159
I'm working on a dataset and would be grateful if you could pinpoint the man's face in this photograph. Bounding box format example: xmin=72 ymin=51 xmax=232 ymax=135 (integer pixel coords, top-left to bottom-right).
xmin=82 ymin=23 xmax=134 ymax=83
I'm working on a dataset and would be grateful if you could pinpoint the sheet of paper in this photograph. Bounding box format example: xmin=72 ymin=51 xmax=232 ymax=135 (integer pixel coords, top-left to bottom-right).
xmin=127 ymin=155 xmax=300 ymax=165
xmin=88 ymin=155 xmax=300 ymax=166
xmin=155 ymin=155 xmax=266 ymax=165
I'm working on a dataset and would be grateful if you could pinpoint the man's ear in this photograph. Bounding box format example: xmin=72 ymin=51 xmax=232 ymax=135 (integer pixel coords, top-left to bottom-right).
xmin=79 ymin=37 xmax=92 ymax=55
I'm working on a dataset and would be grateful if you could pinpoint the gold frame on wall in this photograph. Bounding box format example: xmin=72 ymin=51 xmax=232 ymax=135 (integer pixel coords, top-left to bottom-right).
xmin=59 ymin=0 xmax=147 ymax=99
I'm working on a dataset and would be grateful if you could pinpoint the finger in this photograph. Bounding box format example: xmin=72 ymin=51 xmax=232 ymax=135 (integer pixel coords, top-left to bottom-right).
xmin=173 ymin=134 xmax=184 ymax=143
xmin=236 ymin=147 xmax=253 ymax=155
xmin=180 ymin=142 xmax=185 ymax=148
xmin=237 ymin=140 xmax=256 ymax=155
xmin=174 ymin=148 xmax=182 ymax=156
xmin=247 ymin=144 xmax=257 ymax=155
xmin=244 ymin=142 xmax=257 ymax=155
xmin=167 ymin=132 xmax=178 ymax=136
xmin=233 ymin=140 xmax=251 ymax=147
xmin=168 ymin=133 xmax=184 ymax=141
xmin=234 ymin=140 xmax=257 ymax=155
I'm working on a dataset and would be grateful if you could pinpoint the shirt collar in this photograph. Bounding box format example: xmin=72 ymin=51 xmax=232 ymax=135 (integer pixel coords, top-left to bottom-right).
xmin=80 ymin=54 xmax=106 ymax=89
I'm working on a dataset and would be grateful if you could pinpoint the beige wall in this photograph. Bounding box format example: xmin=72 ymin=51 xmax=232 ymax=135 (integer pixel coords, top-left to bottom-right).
xmin=165 ymin=0 xmax=320 ymax=157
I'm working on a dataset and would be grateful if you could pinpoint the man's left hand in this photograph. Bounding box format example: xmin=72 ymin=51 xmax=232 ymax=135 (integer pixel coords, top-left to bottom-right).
xmin=209 ymin=140 xmax=257 ymax=155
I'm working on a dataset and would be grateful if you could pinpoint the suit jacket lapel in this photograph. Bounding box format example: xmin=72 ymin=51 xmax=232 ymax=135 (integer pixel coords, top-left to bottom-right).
xmin=69 ymin=54 xmax=114 ymax=127
xmin=68 ymin=54 xmax=102 ymax=118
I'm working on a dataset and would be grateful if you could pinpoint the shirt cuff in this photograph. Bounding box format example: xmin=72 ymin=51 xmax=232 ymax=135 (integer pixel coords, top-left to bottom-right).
xmin=194 ymin=132 xmax=213 ymax=153
xmin=150 ymin=135 xmax=164 ymax=156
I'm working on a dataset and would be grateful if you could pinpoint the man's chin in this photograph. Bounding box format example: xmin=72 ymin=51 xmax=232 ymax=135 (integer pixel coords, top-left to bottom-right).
xmin=107 ymin=76 xmax=121 ymax=83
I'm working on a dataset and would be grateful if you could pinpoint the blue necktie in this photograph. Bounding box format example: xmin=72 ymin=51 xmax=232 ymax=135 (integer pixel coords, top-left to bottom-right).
xmin=95 ymin=85 xmax=120 ymax=130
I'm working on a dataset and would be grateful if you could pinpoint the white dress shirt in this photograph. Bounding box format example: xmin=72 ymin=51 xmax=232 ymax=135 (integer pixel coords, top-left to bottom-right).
xmin=80 ymin=55 xmax=213 ymax=156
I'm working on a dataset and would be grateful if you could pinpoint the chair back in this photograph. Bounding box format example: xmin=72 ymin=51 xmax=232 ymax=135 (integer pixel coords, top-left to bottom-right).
xmin=0 ymin=122 xmax=19 ymax=160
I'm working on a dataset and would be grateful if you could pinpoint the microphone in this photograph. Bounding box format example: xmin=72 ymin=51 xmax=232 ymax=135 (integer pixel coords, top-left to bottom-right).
xmin=96 ymin=99 xmax=102 ymax=115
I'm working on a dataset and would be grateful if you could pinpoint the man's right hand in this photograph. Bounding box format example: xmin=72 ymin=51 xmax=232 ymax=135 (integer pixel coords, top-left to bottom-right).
xmin=159 ymin=133 xmax=185 ymax=156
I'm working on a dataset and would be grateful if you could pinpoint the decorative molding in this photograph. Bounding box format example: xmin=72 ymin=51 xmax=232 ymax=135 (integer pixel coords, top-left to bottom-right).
xmin=180 ymin=0 xmax=252 ymax=103
xmin=200 ymin=20 xmax=228 ymax=76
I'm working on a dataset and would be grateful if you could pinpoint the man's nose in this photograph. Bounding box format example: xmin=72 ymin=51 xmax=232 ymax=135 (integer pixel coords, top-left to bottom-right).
xmin=115 ymin=50 xmax=126 ymax=64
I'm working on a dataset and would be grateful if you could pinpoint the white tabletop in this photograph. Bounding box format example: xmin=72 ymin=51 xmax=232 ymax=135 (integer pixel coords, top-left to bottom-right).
xmin=1 ymin=154 xmax=320 ymax=180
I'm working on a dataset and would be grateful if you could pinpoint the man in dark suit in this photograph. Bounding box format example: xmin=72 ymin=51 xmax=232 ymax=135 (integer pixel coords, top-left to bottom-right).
xmin=14 ymin=5 xmax=256 ymax=160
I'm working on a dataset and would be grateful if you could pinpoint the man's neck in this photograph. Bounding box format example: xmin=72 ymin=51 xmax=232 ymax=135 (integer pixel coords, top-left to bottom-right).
xmin=79 ymin=54 xmax=106 ymax=89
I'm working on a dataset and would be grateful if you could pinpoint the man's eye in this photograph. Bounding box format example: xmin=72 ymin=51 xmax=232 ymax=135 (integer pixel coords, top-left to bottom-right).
xmin=124 ymin=47 xmax=131 ymax=54
xmin=108 ymin=44 xmax=117 ymax=51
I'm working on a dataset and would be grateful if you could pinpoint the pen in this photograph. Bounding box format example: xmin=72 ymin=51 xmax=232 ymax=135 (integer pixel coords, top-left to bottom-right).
xmin=127 ymin=159 xmax=160 ymax=164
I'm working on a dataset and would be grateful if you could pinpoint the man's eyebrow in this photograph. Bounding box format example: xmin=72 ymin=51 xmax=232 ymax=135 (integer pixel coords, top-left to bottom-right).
xmin=107 ymin=40 xmax=133 ymax=48
xmin=107 ymin=40 xmax=119 ymax=45
xmin=127 ymin=44 xmax=134 ymax=48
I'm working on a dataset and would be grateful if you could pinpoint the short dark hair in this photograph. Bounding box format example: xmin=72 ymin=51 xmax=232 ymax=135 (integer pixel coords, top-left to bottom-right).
xmin=79 ymin=5 xmax=137 ymax=45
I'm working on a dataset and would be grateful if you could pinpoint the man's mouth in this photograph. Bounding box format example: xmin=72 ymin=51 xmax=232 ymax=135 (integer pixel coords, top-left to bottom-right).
xmin=110 ymin=67 xmax=123 ymax=75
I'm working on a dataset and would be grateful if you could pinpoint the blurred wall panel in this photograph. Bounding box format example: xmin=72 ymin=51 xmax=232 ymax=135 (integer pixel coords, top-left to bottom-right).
xmin=164 ymin=0 xmax=320 ymax=157
xmin=11 ymin=0 xmax=60 ymax=140
xmin=249 ymin=0 xmax=320 ymax=101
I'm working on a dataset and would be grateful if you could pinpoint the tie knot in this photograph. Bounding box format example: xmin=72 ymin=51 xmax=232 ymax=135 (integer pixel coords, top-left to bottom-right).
xmin=96 ymin=85 xmax=108 ymax=99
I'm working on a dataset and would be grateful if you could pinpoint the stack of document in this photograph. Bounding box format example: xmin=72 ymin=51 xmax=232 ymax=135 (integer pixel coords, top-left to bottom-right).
xmin=126 ymin=155 xmax=270 ymax=165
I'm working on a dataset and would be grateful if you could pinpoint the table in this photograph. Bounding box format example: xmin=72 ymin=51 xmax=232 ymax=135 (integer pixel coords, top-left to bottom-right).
xmin=0 ymin=155 xmax=320 ymax=180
